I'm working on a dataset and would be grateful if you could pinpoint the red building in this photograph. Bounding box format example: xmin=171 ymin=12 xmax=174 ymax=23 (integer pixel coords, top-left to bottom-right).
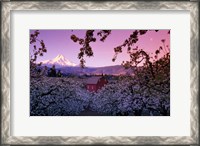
xmin=86 ymin=76 xmax=108 ymax=92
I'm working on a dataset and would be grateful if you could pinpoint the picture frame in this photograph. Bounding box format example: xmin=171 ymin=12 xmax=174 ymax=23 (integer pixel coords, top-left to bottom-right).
xmin=1 ymin=0 xmax=199 ymax=145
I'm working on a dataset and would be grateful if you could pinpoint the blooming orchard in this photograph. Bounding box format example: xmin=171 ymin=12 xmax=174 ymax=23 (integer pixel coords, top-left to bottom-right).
xmin=30 ymin=75 xmax=169 ymax=116
xmin=30 ymin=77 xmax=91 ymax=116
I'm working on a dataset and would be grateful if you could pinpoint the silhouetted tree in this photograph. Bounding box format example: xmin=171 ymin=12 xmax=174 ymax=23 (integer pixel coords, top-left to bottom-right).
xmin=57 ymin=70 xmax=62 ymax=77
xmin=71 ymin=30 xmax=170 ymax=96
xmin=30 ymin=30 xmax=47 ymax=76
xmin=48 ymin=65 xmax=56 ymax=77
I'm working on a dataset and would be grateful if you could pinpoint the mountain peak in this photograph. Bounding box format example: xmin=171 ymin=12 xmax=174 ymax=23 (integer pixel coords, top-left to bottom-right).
xmin=41 ymin=54 xmax=77 ymax=67
xmin=55 ymin=54 xmax=65 ymax=59
xmin=54 ymin=54 xmax=65 ymax=61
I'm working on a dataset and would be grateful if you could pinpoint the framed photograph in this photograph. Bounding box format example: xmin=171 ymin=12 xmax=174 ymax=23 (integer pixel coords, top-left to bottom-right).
xmin=1 ymin=0 xmax=199 ymax=145
xmin=29 ymin=29 xmax=170 ymax=117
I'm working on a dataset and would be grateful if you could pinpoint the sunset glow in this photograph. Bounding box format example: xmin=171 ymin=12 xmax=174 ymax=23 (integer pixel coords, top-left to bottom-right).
xmin=30 ymin=30 xmax=170 ymax=67
xmin=30 ymin=29 xmax=170 ymax=116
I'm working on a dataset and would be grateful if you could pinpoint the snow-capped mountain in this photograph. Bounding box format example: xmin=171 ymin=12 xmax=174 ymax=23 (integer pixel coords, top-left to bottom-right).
xmin=41 ymin=54 xmax=77 ymax=67
xmin=40 ymin=54 xmax=134 ymax=75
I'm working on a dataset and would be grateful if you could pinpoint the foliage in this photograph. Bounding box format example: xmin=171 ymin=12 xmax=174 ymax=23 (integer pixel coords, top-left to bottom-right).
xmin=71 ymin=30 xmax=170 ymax=95
xmin=30 ymin=30 xmax=47 ymax=75
xmin=71 ymin=30 xmax=111 ymax=67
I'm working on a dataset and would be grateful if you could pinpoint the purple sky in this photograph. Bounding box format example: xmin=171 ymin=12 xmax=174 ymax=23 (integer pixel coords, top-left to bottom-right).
xmin=30 ymin=30 xmax=170 ymax=67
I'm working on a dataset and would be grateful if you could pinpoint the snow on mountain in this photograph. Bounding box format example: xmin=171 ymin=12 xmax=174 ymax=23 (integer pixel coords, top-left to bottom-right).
xmin=40 ymin=54 xmax=134 ymax=75
xmin=41 ymin=54 xmax=77 ymax=67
